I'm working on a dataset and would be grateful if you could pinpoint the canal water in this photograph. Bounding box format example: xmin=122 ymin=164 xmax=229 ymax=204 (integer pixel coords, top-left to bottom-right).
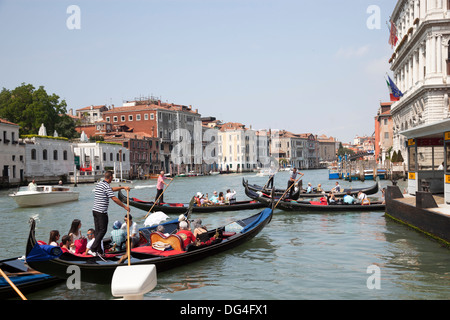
xmin=1 ymin=169 xmax=449 ymax=300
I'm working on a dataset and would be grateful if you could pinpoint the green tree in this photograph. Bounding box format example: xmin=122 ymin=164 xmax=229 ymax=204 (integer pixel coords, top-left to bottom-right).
xmin=396 ymin=150 xmax=404 ymax=162
xmin=0 ymin=83 xmax=78 ymax=139
xmin=391 ymin=150 xmax=398 ymax=162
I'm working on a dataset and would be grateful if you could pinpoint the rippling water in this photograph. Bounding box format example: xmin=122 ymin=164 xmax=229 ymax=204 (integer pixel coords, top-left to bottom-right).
xmin=1 ymin=169 xmax=449 ymax=300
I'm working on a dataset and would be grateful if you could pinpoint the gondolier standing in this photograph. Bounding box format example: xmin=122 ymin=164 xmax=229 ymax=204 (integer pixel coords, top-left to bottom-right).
xmin=91 ymin=171 xmax=130 ymax=256
xmin=155 ymin=171 xmax=173 ymax=204
xmin=287 ymin=168 xmax=304 ymax=198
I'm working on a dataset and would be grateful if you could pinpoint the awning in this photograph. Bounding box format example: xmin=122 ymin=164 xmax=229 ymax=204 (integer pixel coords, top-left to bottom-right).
xmin=399 ymin=118 xmax=450 ymax=139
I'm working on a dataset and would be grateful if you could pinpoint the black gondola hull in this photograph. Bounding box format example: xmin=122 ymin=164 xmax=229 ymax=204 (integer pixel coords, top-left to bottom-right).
xmin=244 ymin=181 xmax=385 ymax=212
xmin=25 ymin=209 xmax=273 ymax=284
xmin=118 ymin=190 xmax=265 ymax=214
xmin=243 ymin=178 xmax=379 ymax=198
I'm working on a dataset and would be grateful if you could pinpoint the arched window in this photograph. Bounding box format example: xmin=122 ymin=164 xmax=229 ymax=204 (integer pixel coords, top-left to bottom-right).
xmin=53 ymin=150 xmax=58 ymax=160
xmin=31 ymin=149 xmax=37 ymax=160
xmin=63 ymin=150 xmax=68 ymax=160
xmin=43 ymin=149 xmax=48 ymax=160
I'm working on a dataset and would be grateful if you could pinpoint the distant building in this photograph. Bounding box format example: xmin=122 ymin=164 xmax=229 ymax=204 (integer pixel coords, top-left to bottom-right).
xmin=72 ymin=141 xmax=130 ymax=181
xmin=218 ymin=122 xmax=257 ymax=172
xmin=104 ymin=131 xmax=160 ymax=178
xmin=22 ymin=135 xmax=74 ymax=184
xmin=0 ymin=118 xmax=25 ymax=186
xmin=317 ymin=134 xmax=339 ymax=164
xmin=374 ymin=102 xmax=393 ymax=163
xmin=75 ymin=105 xmax=110 ymax=124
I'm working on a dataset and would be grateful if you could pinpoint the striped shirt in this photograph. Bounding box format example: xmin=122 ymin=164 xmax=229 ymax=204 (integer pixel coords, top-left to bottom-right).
xmin=92 ymin=180 xmax=114 ymax=213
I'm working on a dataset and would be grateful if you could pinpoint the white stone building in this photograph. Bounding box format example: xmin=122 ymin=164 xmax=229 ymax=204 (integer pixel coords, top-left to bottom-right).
xmin=72 ymin=142 xmax=130 ymax=181
xmin=390 ymin=0 xmax=450 ymax=155
xmin=218 ymin=122 xmax=258 ymax=172
xmin=389 ymin=0 xmax=450 ymax=199
xmin=0 ymin=118 xmax=25 ymax=185
xmin=22 ymin=135 xmax=74 ymax=183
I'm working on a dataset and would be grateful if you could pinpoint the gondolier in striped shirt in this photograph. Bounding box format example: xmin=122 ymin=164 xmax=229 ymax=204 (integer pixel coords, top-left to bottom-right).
xmin=91 ymin=171 xmax=130 ymax=256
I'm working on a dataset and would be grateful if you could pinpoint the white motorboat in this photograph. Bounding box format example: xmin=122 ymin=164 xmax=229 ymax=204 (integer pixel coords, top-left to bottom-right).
xmin=9 ymin=185 xmax=79 ymax=207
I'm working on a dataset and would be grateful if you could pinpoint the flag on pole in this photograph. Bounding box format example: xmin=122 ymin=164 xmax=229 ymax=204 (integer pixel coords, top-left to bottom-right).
xmin=385 ymin=76 xmax=403 ymax=101
xmin=388 ymin=20 xmax=398 ymax=48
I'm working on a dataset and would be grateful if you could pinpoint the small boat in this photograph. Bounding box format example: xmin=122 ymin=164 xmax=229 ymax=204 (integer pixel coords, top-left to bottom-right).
xmin=9 ymin=185 xmax=79 ymax=208
xmin=25 ymin=208 xmax=273 ymax=284
xmin=118 ymin=190 xmax=266 ymax=214
xmin=244 ymin=181 xmax=385 ymax=212
xmin=0 ymin=257 xmax=63 ymax=299
xmin=243 ymin=178 xmax=379 ymax=199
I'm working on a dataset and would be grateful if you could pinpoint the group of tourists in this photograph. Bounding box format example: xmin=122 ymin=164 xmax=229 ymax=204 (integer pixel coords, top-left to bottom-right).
xmin=194 ymin=189 xmax=237 ymax=206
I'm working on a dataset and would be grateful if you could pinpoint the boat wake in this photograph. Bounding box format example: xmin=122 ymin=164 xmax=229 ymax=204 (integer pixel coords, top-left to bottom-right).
xmin=134 ymin=185 xmax=156 ymax=189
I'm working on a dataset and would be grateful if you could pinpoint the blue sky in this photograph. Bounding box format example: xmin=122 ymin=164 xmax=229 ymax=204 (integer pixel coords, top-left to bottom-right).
xmin=0 ymin=0 xmax=396 ymax=143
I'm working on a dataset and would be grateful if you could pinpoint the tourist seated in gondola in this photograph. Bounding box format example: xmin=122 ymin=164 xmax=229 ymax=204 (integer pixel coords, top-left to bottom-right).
xmin=86 ymin=228 xmax=104 ymax=255
xmin=193 ymin=219 xmax=209 ymax=242
xmin=176 ymin=221 xmax=197 ymax=249
xmin=209 ymin=191 xmax=220 ymax=204
xmin=48 ymin=230 xmax=60 ymax=247
xmin=331 ymin=181 xmax=341 ymax=193
xmin=60 ymin=235 xmax=72 ymax=253
xmin=110 ymin=220 xmax=127 ymax=251
xmin=306 ymin=183 xmax=313 ymax=193
xmin=343 ymin=191 xmax=355 ymax=204
xmin=319 ymin=193 xmax=328 ymax=205
xmin=357 ymin=191 xmax=370 ymax=205
xmin=327 ymin=192 xmax=337 ymax=204
xmin=157 ymin=225 xmax=169 ymax=237
xmin=225 ymin=189 xmax=237 ymax=204
xmin=121 ymin=214 xmax=139 ymax=248
xmin=316 ymin=184 xmax=323 ymax=192
xmin=218 ymin=192 xmax=225 ymax=204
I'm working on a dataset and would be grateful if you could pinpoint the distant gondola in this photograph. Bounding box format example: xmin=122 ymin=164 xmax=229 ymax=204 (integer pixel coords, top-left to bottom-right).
xmin=243 ymin=178 xmax=379 ymax=199
xmin=244 ymin=181 xmax=385 ymax=212
xmin=25 ymin=208 xmax=273 ymax=284
xmin=0 ymin=257 xmax=62 ymax=299
xmin=118 ymin=190 xmax=265 ymax=214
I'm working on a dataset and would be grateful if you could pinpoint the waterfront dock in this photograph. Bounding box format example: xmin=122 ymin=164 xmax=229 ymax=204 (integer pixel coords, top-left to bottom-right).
xmin=385 ymin=185 xmax=450 ymax=246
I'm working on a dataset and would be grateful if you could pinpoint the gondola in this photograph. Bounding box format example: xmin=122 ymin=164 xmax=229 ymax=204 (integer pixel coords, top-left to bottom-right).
xmin=0 ymin=256 xmax=63 ymax=299
xmin=243 ymin=178 xmax=379 ymax=199
xmin=25 ymin=208 xmax=273 ymax=285
xmin=118 ymin=190 xmax=265 ymax=214
xmin=244 ymin=181 xmax=385 ymax=212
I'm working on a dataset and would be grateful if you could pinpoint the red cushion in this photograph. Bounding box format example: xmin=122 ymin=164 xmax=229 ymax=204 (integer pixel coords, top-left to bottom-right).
xmin=132 ymin=246 xmax=185 ymax=256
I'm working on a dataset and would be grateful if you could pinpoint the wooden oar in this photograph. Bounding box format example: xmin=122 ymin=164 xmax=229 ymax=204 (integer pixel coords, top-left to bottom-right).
xmin=0 ymin=268 xmax=27 ymax=300
xmin=126 ymin=189 xmax=131 ymax=266
xmin=274 ymin=175 xmax=303 ymax=209
xmin=144 ymin=179 xmax=173 ymax=218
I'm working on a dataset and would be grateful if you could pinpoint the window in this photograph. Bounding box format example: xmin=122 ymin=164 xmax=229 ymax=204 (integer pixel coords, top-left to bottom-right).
xmin=150 ymin=113 xmax=154 ymax=120
xmin=384 ymin=132 xmax=389 ymax=139
xmin=113 ymin=116 xmax=118 ymax=122
xmin=43 ymin=149 xmax=48 ymax=160
xmin=63 ymin=150 xmax=68 ymax=160
xmin=103 ymin=152 xmax=106 ymax=161
xmin=121 ymin=116 xmax=125 ymax=122
xmin=53 ymin=150 xmax=58 ymax=160
xmin=106 ymin=117 xmax=110 ymax=122
xmin=383 ymin=119 xmax=388 ymax=125
xmin=144 ymin=114 xmax=148 ymax=120
xmin=31 ymin=149 xmax=37 ymax=160
xmin=136 ymin=114 xmax=141 ymax=121
xmin=128 ymin=115 xmax=133 ymax=121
